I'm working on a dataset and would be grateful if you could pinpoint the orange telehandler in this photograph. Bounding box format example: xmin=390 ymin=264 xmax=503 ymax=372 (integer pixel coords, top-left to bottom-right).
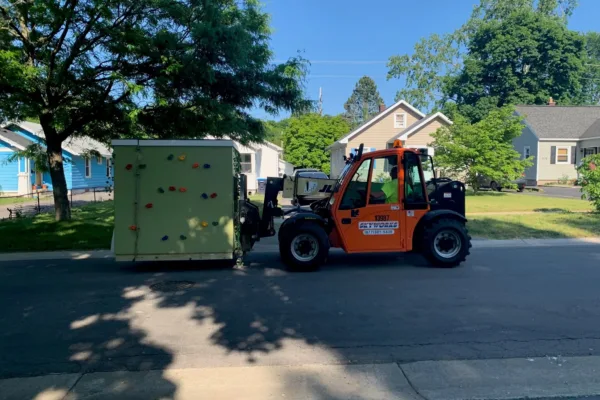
xmin=240 ymin=142 xmax=471 ymax=271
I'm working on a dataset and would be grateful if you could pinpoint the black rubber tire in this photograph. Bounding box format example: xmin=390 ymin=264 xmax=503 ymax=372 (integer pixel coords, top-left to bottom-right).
xmin=279 ymin=222 xmax=329 ymax=272
xmin=421 ymin=218 xmax=471 ymax=268
xmin=490 ymin=181 xmax=500 ymax=192
xmin=517 ymin=186 xmax=525 ymax=192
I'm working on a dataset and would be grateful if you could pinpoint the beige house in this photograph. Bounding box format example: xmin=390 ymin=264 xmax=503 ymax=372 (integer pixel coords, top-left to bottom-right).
xmin=327 ymin=100 xmax=452 ymax=178
xmin=513 ymin=104 xmax=600 ymax=185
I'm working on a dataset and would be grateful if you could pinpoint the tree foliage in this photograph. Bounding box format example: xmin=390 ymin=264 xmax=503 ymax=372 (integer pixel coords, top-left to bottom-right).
xmin=577 ymin=154 xmax=600 ymax=211
xmin=387 ymin=0 xmax=583 ymax=113
xmin=430 ymin=106 xmax=533 ymax=191
xmin=445 ymin=10 xmax=586 ymax=122
xmin=583 ymin=32 xmax=600 ymax=105
xmin=343 ymin=76 xmax=384 ymax=129
xmin=262 ymin=119 xmax=289 ymax=147
xmin=0 ymin=0 xmax=309 ymax=220
xmin=281 ymin=114 xmax=350 ymax=175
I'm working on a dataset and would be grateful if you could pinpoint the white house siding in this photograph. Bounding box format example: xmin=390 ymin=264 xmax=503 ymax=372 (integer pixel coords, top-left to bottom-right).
xmin=511 ymin=125 xmax=539 ymax=184
xmin=537 ymin=141 xmax=578 ymax=183
xmin=235 ymin=141 xmax=285 ymax=193
xmin=279 ymin=159 xmax=294 ymax=176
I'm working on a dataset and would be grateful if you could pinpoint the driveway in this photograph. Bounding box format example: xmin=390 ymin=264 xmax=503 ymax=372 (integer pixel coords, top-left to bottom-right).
xmin=528 ymin=186 xmax=583 ymax=199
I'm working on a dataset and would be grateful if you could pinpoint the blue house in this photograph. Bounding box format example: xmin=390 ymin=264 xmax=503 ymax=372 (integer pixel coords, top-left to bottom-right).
xmin=0 ymin=121 xmax=112 ymax=195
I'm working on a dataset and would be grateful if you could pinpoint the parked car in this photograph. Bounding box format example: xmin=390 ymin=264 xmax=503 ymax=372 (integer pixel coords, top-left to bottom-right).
xmin=291 ymin=169 xmax=330 ymax=206
xmin=477 ymin=174 xmax=527 ymax=192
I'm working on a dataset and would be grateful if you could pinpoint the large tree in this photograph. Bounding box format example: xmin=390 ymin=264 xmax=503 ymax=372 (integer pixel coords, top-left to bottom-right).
xmin=282 ymin=114 xmax=349 ymax=175
xmin=431 ymin=106 xmax=533 ymax=191
xmin=387 ymin=0 xmax=581 ymax=112
xmin=0 ymin=0 xmax=308 ymax=220
xmin=343 ymin=76 xmax=384 ymax=129
xmin=582 ymin=32 xmax=600 ymax=105
xmin=444 ymin=10 xmax=587 ymax=122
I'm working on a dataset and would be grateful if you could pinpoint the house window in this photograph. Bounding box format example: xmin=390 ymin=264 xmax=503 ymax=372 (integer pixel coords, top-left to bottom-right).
xmin=241 ymin=154 xmax=252 ymax=173
xmin=584 ymin=147 xmax=598 ymax=157
xmin=97 ymin=156 xmax=103 ymax=165
xmin=85 ymin=158 xmax=92 ymax=178
xmin=524 ymin=146 xmax=531 ymax=159
xmin=394 ymin=113 xmax=406 ymax=129
xmin=556 ymin=147 xmax=570 ymax=164
xmin=106 ymin=158 xmax=111 ymax=177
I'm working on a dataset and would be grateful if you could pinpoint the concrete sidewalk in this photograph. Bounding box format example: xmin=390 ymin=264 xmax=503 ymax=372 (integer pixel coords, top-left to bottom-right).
xmin=4 ymin=356 xmax=600 ymax=400
xmin=0 ymin=237 xmax=599 ymax=262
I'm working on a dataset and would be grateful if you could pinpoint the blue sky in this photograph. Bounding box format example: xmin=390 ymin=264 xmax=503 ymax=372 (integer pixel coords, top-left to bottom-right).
xmin=255 ymin=0 xmax=600 ymax=120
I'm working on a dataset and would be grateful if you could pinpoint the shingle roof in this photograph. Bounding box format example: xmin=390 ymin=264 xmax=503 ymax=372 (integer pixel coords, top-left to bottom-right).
xmin=5 ymin=121 xmax=112 ymax=156
xmin=515 ymin=105 xmax=600 ymax=139
xmin=581 ymin=118 xmax=600 ymax=139
xmin=0 ymin=128 xmax=34 ymax=149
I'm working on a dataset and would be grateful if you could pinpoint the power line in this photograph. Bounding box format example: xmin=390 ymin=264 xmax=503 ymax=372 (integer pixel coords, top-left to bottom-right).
xmin=275 ymin=59 xmax=387 ymax=65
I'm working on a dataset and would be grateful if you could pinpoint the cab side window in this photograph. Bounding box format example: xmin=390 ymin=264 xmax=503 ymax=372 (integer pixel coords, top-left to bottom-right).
xmin=404 ymin=152 xmax=426 ymax=206
xmin=368 ymin=155 xmax=399 ymax=205
xmin=340 ymin=159 xmax=371 ymax=209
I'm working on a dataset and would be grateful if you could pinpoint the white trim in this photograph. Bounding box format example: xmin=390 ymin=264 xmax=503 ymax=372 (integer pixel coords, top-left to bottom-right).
xmin=539 ymin=138 xmax=582 ymax=142
xmin=0 ymin=147 xmax=14 ymax=152
xmin=326 ymin=99 xmax=426 ymax=149
xmin=524 ymin=146 xmax=531 ymax=159
xmin=85 ymin=157 xmax=92 ymax=178
xmin=535 ymin=141 xmax=539 ymax=181
xmin=555 ymin=146 xmax=571 ymax=164
xmin=581 ymin=136 xmax=600 ymax=141
xmin=0 ymin=134 xmax=26 ymax=150
xmin=111 ymin=139 xmax=235 ymax=147
xmin=96 ymin=156 xmax=103 ymax=165
xmin=393 ymin=112 xmax=453 ymax=142
xmin=240 ymin=153 xmax=253 ymax=174
xmin=394 ymin=112 xmax=406 ymax=129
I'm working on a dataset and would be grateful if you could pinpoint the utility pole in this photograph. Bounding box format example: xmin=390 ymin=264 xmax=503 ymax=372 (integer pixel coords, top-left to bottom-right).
xmin=318 ymin=87 xmax=323 ymax=115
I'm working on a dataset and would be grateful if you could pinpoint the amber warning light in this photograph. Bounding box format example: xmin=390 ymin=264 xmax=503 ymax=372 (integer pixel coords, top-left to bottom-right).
xmin=393 ymin=139 xmax=403 ymax=148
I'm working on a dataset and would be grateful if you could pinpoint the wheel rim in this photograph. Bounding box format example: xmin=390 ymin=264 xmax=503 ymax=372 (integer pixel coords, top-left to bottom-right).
xmin=490 ymin=182 xmax=497 ymax=190
xmin=290 ymin=234 xmax=319 ymax=262
xmin=434 ymin=230 xmax=461 ymax=259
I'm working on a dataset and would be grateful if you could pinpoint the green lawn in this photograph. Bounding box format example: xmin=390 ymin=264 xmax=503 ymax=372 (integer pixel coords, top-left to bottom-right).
xmin=466 ymin=191 xmax=591 ymax=213
xmin=468 ymin=212 xmax=600 ymax=239
xmin=0 ymin=201 xmax=114 ymax=252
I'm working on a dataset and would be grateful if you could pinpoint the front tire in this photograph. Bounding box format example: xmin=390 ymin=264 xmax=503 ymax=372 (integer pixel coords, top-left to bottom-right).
xmin=490 ymin=181 xmax=501 ymax=192
xmin=421 ymin=218 xmax=471 ymax=267
xmin=279 ymin=222 xmax=329 ymax=271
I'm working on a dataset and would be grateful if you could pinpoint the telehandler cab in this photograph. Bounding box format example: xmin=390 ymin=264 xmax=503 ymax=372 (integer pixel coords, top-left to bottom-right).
xmin=240 ymin=141 xmax=471 ymax=271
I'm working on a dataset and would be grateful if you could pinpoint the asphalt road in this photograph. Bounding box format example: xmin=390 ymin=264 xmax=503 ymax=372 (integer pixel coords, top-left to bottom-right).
xmin=528 ymin=186 xmax=583 ymax=199
xmin=2 ymin=245 xmax=600 ymax=384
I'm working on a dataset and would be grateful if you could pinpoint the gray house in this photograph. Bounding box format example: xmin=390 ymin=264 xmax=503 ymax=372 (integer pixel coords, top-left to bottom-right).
xmin=513 ymin=105 xmax=600 ymax=186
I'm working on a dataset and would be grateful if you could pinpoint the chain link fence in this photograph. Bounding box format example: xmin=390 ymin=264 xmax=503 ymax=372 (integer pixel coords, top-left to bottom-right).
xmin=0 ymin=186 xmax=113 ymax=220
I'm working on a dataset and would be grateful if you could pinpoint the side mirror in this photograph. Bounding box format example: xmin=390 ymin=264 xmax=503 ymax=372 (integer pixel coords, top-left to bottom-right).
xmin=343 ymin=155 xmax=347 ymax=161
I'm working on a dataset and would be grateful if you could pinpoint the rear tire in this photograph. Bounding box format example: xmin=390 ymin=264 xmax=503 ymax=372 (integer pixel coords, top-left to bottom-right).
xmin=490 ymin=181 xmax=500 ymax=192
xmin=279 ymin=222 xmax=329 ymax=272
xmin=421 ymin=218 xmax=471 ymax=268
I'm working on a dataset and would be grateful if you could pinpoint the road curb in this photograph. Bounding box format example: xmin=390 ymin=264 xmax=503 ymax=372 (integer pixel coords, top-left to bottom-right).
xmin=1 ymin=238 xmax=599 ymax=262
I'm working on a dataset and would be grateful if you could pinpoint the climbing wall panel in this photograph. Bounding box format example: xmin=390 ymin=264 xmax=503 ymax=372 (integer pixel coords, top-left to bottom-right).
xmin=113 ymin=141 xmax=237 ymax=261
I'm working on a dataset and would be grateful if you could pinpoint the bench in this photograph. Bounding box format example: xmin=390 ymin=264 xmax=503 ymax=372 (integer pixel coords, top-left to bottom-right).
xmin=6 ymin=204 xmax=52 ymax=219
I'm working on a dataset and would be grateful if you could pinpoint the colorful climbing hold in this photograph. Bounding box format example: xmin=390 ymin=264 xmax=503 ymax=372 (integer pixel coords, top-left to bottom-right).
xmin=180 ymin=234 xmax=187 ymax=240
xmin=167 ymin=154 xmax=174 ymax=160
xmin=210 ymin=192 xmax=218 ymax=199
xmin=203 ymin=163 xmax=211 ymax=169
xmin=192 ymin=163 xmax=199 ymax=169
xmin=179 ymin=187 xmax=187 ymax=193
xmin=178 ymin=154 xmax=186 ymax=161
xmin=158 ymin=187 xmax=165 ymax=193
xmin=169 ymin=186 xmax=176 ymax=191
xmin=139 ymin=164 xmax=147 ymax=169
xmin=161 ymin=235 xmax=169 ymax=241
xmin=201 ymin=193 xmax=208 ymax=199
xmin=212 ymin=221 xmax=218 ymax=226
xmin=201 ymin=221 xmax=209 ymax=227
xmin=145 ymin=203 xmax=153 ymax=209
xmin=125 ymin=164 xmax=133 ymax=170
xmin=129 ymin=225 xmax=137 ymax=231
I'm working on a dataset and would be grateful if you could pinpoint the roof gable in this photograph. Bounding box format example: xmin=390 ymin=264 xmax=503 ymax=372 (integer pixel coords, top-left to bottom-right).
xmin=391 ymin=112 xmax=452 ymax=142
xmin=0 ymin=128 xmax=33 ymax=150
xmin=515 ymin=106 xmax=600 ymax=140
xmin=328 ymin=100 xmax=425 ymax=148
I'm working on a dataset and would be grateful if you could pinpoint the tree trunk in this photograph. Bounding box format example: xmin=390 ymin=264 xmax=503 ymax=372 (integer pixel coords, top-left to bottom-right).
xmin=46 ymin=139 xmax=71 ymax=221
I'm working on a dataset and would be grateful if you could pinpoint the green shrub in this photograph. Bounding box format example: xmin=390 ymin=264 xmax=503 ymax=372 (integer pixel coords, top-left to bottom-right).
xmin=577 ymin=154 xmax=600 ymax=211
